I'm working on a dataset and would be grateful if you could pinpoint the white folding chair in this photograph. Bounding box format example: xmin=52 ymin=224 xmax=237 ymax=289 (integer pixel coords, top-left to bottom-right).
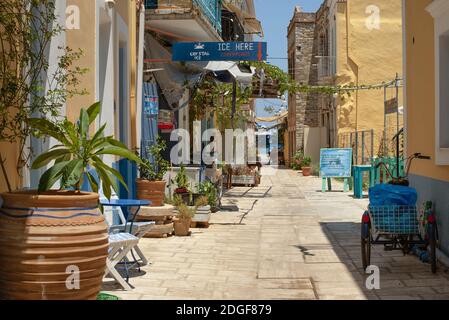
xmin=105 ymin=233 xmax=139 ymax=291
xmin=97 ymin=188 xmax=137 ymax=290
xmin=101 ymin=192 xmax=154 ymax=266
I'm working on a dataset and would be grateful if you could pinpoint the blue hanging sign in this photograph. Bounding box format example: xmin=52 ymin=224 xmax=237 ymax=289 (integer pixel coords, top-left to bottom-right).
xmin=172 ymin=42 xmax=267 ymax=62
xmin=143 ymin=91 xmax=158 ymax=116
xmin=320 ymin=148 xmax=353 ymax=178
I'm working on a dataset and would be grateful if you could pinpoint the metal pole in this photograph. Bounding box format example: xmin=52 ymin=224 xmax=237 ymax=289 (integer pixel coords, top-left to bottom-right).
xmin=395 ymin=73 xmax=400 ymax=178
xmin=231 ymin=78 xmax=237 ymax=130
xmin=383 ymin=85 xmax=387 ymax=156
xmin=362 ymin=130 xmax=365 ymax=164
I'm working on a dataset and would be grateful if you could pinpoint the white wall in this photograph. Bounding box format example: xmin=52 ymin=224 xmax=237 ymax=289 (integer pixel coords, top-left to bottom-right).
xmin=29 ymin=0 xmax=67 ymax=189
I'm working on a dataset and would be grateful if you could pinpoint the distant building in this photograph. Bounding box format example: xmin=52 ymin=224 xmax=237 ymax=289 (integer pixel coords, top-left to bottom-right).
xmin=287 ymin=0 xmax=403 ymax=165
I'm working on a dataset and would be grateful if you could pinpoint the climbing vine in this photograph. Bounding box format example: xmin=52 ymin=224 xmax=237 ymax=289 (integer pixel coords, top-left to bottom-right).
xmin=190 ymin=75 xmax=252 ymax=131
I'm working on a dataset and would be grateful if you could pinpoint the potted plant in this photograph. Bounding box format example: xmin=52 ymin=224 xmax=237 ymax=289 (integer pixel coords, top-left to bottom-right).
xmin=301 ymin=156 xmax=312 ymax=176
xmin=171 ymin=165 xmax=190 ymax=204
xmin=291 ymin=151 xmax=304 ymax=171
xmin=136 ymin=136 xmax=170 ymax=207
xmin=191 ymin=196 xmax=211 ymax=227
xmin=173 ymin=201 xmax=196 ymax=237
xmin=198 ymin=180 xmax=219 ymax=213
xmin=0 ymin=102 xmax=142 ymax=300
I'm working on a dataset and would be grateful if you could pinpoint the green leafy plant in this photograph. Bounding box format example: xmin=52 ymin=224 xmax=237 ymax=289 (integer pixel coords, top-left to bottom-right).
xmin=139 ymin=136 xmax=170 ymax=181
xmin=172 ymin=165 xmax=190 ymax=191
xmin=197 ymin=181 xmax=218 ymax=207
xmin=301 ymin=156 xmax=312 ymax=167
xmin=29 ymin=102 xmax=142 ymax=200
xmin=291 ymin=151 xmax=304 ymax=170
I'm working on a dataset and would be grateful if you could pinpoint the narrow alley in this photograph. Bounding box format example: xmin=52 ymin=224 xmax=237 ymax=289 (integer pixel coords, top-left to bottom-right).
xmin=104 ymin=168 xmax=449 ymax=300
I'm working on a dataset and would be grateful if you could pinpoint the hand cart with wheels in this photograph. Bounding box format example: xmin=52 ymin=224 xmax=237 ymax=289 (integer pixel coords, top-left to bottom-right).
xmin=361 ymin=204 xmax=438 ymax=273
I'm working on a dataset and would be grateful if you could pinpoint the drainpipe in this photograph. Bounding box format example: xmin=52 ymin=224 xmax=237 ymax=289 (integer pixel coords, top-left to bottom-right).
xmin=130 ymin=0 xmax=138 ymax=150
xmin=136 ymin=2 xmax=145 ymax=157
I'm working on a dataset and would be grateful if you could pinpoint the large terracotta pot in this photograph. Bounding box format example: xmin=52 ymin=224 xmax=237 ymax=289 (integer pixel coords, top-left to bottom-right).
xmin=0 ymin=191 xmax=108 ymax=300
xmin=136 ymin=179 xmax=166 ymax=207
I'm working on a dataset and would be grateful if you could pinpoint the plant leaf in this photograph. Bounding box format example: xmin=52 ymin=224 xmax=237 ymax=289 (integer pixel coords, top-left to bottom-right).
xmin=86 ymin=171 xmax=99 ymax=193
xmin=31 ymin=148 xmax=71 ymax=169
xmin=38 ymin=161 xmax=70 ymax=192
xmin=55 ymin=153 xmax=72 ymax=164
xmin=93 ymin=157 xmax=128 ymax=192
xmin=90 ymin=123 xmax=107 ymax=146
xmin=95 ymin=165 xmax=114 ymax=200
xmin=86 ymin=101 xmax=101 ymax=125
xmin=29 ymin=118 xmax=69 ymax=145
xmin=61 ymin=159 xmax=84 ymax=189
xmin=79 ymin=108 xmax=89 ymax=139
xmin=105 ymin=137 xmax=128 ymax=150
xmin=96 ymin=146 xmax=142 ymax=164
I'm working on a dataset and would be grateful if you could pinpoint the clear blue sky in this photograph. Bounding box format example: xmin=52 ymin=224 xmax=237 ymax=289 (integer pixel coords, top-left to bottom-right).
xmin=254 ymin=0 xmax=323 ymax=122
xmin=255 ymin=0 xmax=323 ymax=71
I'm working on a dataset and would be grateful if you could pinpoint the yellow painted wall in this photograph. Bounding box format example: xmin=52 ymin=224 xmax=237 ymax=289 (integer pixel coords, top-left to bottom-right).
xmin=65 ymin=0 xmax=137 ymax=144
xmin=405 ymin=0 xmax=449 ymax=182
xmin=335 ymin=0 xmax=403 ymax=154
xmin=66 ymin=0 xmax=96 ymax=123
xmin=0 ymin=142 xmax=20 ymax=192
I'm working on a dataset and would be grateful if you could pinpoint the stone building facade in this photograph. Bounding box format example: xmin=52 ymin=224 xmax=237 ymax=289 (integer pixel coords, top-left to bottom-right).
xmin=287 ymin=6 xmax=325 ymax=163
xmin=287 ymin=7 xmax=318 ymax=159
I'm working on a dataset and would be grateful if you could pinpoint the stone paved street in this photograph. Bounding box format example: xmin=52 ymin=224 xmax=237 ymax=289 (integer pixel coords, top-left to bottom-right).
xmin=103 ymin=168 xmax=449 ymax=300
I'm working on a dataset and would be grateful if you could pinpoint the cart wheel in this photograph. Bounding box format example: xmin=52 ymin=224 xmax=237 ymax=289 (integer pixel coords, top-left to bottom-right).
xmin=361 ymin=226 xmax=371 ymax=271
xmin=429 ymin=223 xmax=437 ymax=274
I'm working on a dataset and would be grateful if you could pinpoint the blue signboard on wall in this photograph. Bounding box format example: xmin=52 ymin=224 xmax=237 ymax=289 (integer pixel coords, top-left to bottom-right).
xmin=320 ymin=148 xmax=353 ymax=178
xmin=172 ymin=42 xmax=267 ymax=62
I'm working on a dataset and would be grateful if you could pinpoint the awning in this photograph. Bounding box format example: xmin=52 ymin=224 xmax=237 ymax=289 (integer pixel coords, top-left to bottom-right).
xmin=146 ymin=34 xmax=206 ymax=109
xmin=223 ymin=2 xmax=264 ymax=37
xmin=256 ymin=111 xmax=288 ymax=123
xmin=204 ymin=61 xmax=255 ymax=86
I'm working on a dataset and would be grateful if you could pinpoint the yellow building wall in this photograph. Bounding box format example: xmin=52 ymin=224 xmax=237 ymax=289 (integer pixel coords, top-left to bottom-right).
xmin=335 ymin=0 xmax=403 ymax=154
xmin=405 ymin=0 xmax=449 ymax=182
xmin=66 ymin=0 xmax=137 ymax=145
xmin=0 ymin=142 xmax=20 ymax=192
xmin=66 ymin=0 xmax=96 ymax=124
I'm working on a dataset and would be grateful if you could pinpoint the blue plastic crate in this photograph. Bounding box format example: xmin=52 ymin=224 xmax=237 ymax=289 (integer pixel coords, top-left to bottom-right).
xmin=368 ymin=205 xmax=420 ymax=235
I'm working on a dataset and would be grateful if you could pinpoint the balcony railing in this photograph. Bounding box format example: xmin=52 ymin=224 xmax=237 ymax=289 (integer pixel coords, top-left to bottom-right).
xmin=145 ymin=0 xmax=222 ymax=34
xmin=316 ymin=56 xmax=336 ymax=79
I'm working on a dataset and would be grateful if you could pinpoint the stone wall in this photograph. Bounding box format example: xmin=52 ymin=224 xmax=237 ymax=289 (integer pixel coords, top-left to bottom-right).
xmin=288 ymin=11 xmax=320 ymax=151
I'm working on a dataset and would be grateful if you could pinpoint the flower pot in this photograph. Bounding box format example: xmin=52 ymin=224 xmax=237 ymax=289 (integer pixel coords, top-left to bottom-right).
xmin=302 ymin=167 xmax=312 ymax=176
xmin=136 ymin=179 xmax=166 ymax=207
xmin=191 ymin=206 xmax=211 ymax=227
xmin=0 ymin=190 xmax=108 ymax=300
xmin=173 ymin=218 xmax=191 ymax=236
